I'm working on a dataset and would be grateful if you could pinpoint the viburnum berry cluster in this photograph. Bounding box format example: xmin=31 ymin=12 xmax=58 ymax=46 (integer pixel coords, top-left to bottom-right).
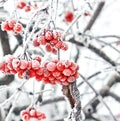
xmin=1 ymin=20 xmax=23 ymax=34
xmin=0 ymin=54 xmax=79 ymax=86
xmin=0 ymin=55 xmax=42 ymax=80
xmin=21 ymin=108 xmax=46 ymax=121
xmin=17 ymin=0 xmax=31 ymax=12
xmin=33 ymin=29 xmax=68 ymax=54
xmin=42 ymin=59 xmax=79 ymax=85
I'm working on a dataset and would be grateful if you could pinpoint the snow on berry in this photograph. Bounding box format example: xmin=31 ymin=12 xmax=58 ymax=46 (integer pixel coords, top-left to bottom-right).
xmin=31 ymin=60 xmax=40 ymax=70
xmin=33 ymin=38 xmax=40 ymax=47
xmin=24 ymin=5 xmax=31 ymax=12
xmin=45 ymin=30 xmax=53 ymax=40
xmin=32 ymin=29 xmax=68 ymax=54
xmin=42 ymin=60 xmax=79 ymax=85
xmin=13 ymin=23 xmax=23 ymax=34
xmin=21 ymin=108 xmax=46 ymax=121
xmin=17 ymin=1 xmax=26 ymax=9
xmin=12 ymin=58 xmax=20 ymax=69
xmin=1 ymin=21 xmax=13 ymax=31
xmin=20 ymin=60 xmax=28 ymax=70
xmin=46 ymin=62 xmax=56 ymax=71
xmin=1 ymin=20 xmax=23 ymax=35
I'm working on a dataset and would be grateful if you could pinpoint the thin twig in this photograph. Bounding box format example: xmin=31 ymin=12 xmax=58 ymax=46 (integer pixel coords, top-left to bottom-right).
xmin=79 ymin=73 xmax=117 ymax=121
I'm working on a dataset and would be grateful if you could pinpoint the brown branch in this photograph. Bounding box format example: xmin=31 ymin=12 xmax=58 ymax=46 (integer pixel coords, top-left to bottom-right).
xmin=62 ymin=85 xmax=75 ymax=108
xmin=84 ymin=1 xmax=105 ymax=32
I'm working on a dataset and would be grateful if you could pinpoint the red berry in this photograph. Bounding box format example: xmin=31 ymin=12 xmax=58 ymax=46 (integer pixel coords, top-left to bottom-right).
xmin=67 ymin=76 xmax=75 ymax=82
xmin=38 ymin=35 xmax=46 ymax=45
xmin=63 ymin=69 xmax=71 ymax=76
xmin=84 ymin=12 xmax=90 ymax=16
xmin=52 ymin=70 xmax=61 ymax=77
xmin=17 ymin=1 xmax=26 ymax=9
xmin=33 ymin=38 xmax=40 ymax=47
xmin=32 ymin=60 xmax=40 ymax=70
xmin=61 ymin=42 xmax=68 ymax=51
xmin=56 ymin=62 xmax=64 ymax=71
xmin=62 ymin=81 xmax=69 ymax=86
xmin=46 ymin=62 xmax=56 ymax=71
xmin=29 ymin=69 xmax=35 ymax=78
xmin=51 ymin=48 xmax=57 ymax=54
xmin=36 ymin=68 xmax=44 ymax=75
xmin=8 ymin=20 xmax=16 ymax=29
xmin=12 ymin=59 xmax=20 ymax=70
xmin=34 ymin=2 xmax=38 ymax=9
xmin=65 ymin=11 xmax=74 ymax=22
xmin=45 ymin=44 xmax=52 ymax=52
xmin=22 ymin=113 xmax=30 ymax=121
xmin=45 ymin=30 xmax=53 ymax=40
xmin=34 ymin=56 xmax=42 ymax=63
xmin=0 ymin=62 xmax=5 ymax=72
xmin=20 ymin=59 xmax=28 ymax=70
xmin=24 ymin=5 xmax=31 ymax=12
xmin=55 ymin=41 xmax=62 ymax=49
xmin=43 ymin=69 xmax=50 ymax=77
xmin=29 ymin=109 xmax=36 ymax=117
xmin=1 ymin=22 xmax=13 ymax=31
xmin=13 ymin=23 xmax=23 ymax=34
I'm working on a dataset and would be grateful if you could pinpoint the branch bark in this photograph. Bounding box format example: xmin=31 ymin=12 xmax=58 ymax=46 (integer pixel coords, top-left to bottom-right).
xmin=84 ymin=1 xmax=105 ymax=32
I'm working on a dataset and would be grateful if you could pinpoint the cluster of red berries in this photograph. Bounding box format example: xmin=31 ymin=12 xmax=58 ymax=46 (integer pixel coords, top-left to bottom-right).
xmin=21 ymin=108 xmax=46 ymax=121
xmin=1 ymin=20 xmax=23 ymax=34
xmin=33 ymin=29 xmax=68 ymax=54
xmin=42 ymin=59 xmax=79 ymax=85
xmin=0 ymin=55 xmax=42 ymax=80
xmin=17 ymin=1 xmax=31 ymax=12
xmin=0 ymin=55 xmax=79 ymax=85
xmin=65 ymin=11 xmax=74 ymax=23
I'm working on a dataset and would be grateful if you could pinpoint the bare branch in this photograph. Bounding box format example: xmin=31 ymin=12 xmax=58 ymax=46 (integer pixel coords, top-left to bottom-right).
xmin=84 ymin=1 xmax=105 ymax=32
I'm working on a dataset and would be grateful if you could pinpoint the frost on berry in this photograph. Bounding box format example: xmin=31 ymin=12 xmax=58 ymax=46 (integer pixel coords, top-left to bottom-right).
xmin=24 ymin=5 xmax=31 ymax=12
xmin=1 ymin=20 xmax=22 ymax=35
xmin=20 ymin=59 xmax=28 ymax=69
xmin=13 ymin=23 xmax=23 ymax=34
xmin=63 ymin=69 xmax=71 ymax=76
xmin=21 ymin=107 xmax=46 ymax=120
xmin=33 ymin=38 xmax=40 ymax=47
xmin=31 ymin=60 xmax=40 ymax=70
xmin=46 ymin=62 xmax=56 ymax=71
xmin=41 ymin=60 xmax=79 ymax=85
xmin=32 ymin=29 xmax=68 ymax=54
xmin=45 ymin=30 xmax=53 ymax=40
xmin=17 ymin=1 xmax=26 ymax=9
xmin=61 ymin=42 xmax=68 ymax=51
xmin=12 ymin=58 xmax=20 ymax=69
xmin=8 ymin=20 xmax=16 ymax=29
